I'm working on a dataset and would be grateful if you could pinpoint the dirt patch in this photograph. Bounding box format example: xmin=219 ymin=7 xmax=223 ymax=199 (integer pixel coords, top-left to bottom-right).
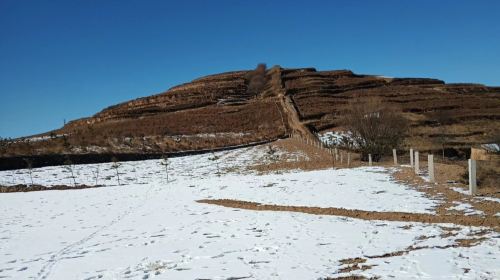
xmin=391 ymin=165 xmax=500 ymax=217
xmin=249 ymin=138 xmax=365 ymax=173
xmin=338 ymin=264 xmax=375 ymax=274
xmin=197 ymin=199 xmax=500 ymax=230
xmin=332 ymin=228 xmax=489 ymax=277
xmin=326 ymin=276 xmax=370 ymax=280
xmin=0 ymin=184 xmax=105 ymax=193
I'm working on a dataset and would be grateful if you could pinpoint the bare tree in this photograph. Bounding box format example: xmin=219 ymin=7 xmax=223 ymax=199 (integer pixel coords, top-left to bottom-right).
xmin=91 ymin=165 xmax=100 ymax=186
xmin=64 ymin=157 xmax=76 ymax=187
xmin=433 ymin=110 xmax=452 ymax=159
xmin=23 ymin=158 xmax=34 ymax=186
xmin=342 ymin=97 xmax=408 ymax=161
xmin=111 ymin=156 xmax=121 ymax=186
xmin=209 ymin=152 xmax=221 ymax=176
xmin=160 ymin=155 xmax=169 ymax=182
xmin=325 ymin=134 xmax=340 ymax=169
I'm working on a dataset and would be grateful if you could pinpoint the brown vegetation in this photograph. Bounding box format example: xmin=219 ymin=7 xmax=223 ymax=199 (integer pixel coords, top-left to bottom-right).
xmin=341 ymin=97 xmax=408 ymax=161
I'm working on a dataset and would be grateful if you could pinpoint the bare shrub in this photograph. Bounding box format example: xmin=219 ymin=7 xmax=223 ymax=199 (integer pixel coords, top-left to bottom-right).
xmin=23 ymin=158 xmax=34 ymax=185
xmin=342 ymin=97 xmax=408 ymax=161
xmin=91 ymin=165 xmax=100 ymax=186
xmin=433 ymin=110 xmax=452 ymax=159
xmin=111 ymin=157 xmax=121 ymax=186
xmin=160 ymin=155 xmax=169 ymax=182
xmin=265 ymin=145 xmax=279 ymax=163
xmin=209 ymin=152 xmax=221 ymax=176
xmin=64 ymin=157 xmax=76 ymax=187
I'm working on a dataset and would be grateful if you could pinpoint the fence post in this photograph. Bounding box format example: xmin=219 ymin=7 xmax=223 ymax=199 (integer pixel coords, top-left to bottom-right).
xmin=393 ymin=149 xmax=398 ymax=165
xmin=468 ymin=159 xmax=477 ymax=195
xmin=428 ymin=154 xmax=434 ymax=183
xmin=340 ymin=153 xmax=343 ymax=164
xmin=414 ymin=151 xmax=419 ymax=174
xmin=347 ymin=152 xmax=351 ymax=167
xmin=368 ymin=154 xmax=372 ymax=166
xmin=410 ymin=148 xmax=414 ymax=167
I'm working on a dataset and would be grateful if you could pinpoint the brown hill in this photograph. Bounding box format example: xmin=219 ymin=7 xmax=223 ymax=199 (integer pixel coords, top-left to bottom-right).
xmin=2 ymin=65 xmax=499 ymax=166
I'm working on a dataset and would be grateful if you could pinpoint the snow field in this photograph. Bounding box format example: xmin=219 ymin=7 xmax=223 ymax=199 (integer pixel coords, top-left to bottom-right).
xmin=0 ymin=145 xmax=498 ymax=279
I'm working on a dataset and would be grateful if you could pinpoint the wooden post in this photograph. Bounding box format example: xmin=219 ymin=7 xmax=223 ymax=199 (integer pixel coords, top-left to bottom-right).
xmin=414 ymin=151 xmax=419 ymax=174
xmin=347 ymin=152 xmax=351 ymax=167
xmin=410 ymin=148 xmax=414 ymax=167
xmin=340 ymin=153 xmax=343 ymax=164
xmin=428 ymin=154 xmax=434 ymax=183
xmin=368 ymin=154 xmax=372 ymax=166
xmin=393 ymin=149 xmax=398 ymax=165
xmin=468 ymin=159 xmax=477 ymax=195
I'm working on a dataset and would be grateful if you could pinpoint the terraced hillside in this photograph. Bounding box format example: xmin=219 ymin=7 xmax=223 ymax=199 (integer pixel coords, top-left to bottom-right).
xmin=1 ymin=66 xmax=499 ymax=167
xmin=282 ymin=68 xmax=500 ymax=152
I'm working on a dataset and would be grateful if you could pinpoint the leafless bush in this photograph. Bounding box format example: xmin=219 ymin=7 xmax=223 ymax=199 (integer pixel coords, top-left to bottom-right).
xmin=111 ymin=156 xmax=121 ymax=185
xmin=432 ymin=110 xmax=452 ymax=159
xmin=160 ymin=155 xmax=169 ymax=181
xmin=342 ymin=97 xmax=408 ymax=161
xmin=64 ymin=157 xmax=76 ymax=187
xmin=91 ymin=165 xmax=100 ymax=186
xmin=265 ymin=145 xmax=279 ymax=163
xmin=23 ymin=158 xmax=34 ymax=185
xmin=209 ymin=152 xmax=221 ymax=176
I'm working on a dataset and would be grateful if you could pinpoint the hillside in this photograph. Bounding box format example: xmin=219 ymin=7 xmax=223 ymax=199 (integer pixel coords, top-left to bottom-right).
xmin=2 ymin=65 xmax=500 ymax=165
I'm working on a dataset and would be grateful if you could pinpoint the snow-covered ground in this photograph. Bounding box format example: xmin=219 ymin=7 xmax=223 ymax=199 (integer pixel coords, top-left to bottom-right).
xmin=0 ymin=145 xmax=499 ymax=279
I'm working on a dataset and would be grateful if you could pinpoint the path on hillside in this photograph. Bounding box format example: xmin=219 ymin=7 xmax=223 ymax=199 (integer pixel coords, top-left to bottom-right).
xmin=268 ymin=67 xmax=317 ymax=141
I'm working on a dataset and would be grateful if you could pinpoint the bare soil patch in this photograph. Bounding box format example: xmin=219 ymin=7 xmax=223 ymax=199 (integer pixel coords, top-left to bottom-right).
xmin=0 ymin=184 xmax=104 ymax=193
xmin=197 ymin=199 xmax=500 ymax=230
xmin=392 ymin=165 xmax=500 ymax=217
xmin=249 ymin=138 xmax=364 ymax=173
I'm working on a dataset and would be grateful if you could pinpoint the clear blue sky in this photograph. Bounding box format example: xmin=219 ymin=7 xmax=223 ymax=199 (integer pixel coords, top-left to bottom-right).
xmin=1 ymin=0 xmax=499 ymax=138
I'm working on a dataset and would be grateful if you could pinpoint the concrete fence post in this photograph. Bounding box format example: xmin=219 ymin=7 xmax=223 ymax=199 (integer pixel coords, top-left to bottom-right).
xmin=414 ymin=151 xmax=420 ymax=174
xmin=410 ymin=148 xmax=414 ymax=167
xmin=468 ymin=159 xmax=477 ymax=195
xmin=368 ymin=154 xmax=372 ymax=166
xmin=428 ymin=154 xmax=435 ymax=183
xmin=393 ymin=149 xmax=398 ymax=165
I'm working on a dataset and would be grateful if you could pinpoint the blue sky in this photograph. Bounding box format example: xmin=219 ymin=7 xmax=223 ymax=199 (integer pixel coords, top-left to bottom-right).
xmin=1 ymin=0 xmax=499 ymax=138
